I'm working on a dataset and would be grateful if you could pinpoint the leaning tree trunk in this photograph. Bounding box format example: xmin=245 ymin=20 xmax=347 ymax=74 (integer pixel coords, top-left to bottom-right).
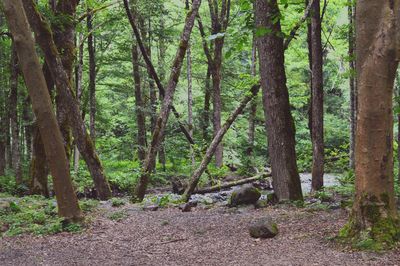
xmin=2 ymin=0 xmax=82 ymax=221
xmin=310 ymin=0 xmax=324 ymax=191
xmin=340 ymin=0 xmax=400 ymax=247
xmin=22 ymin=0 xmax=112 ymax=200
xmin=132 ymin=0 xmax=202 ymax=202
xmin=183 ymin=85 xmax=260 ymax=201
xmin=255 ymin=0 xmax=303 ymax=201
xmin=9 ymin=45 xmax=22 ymax=184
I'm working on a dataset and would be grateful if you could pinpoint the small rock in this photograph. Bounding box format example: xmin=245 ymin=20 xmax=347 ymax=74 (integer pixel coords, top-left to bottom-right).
xmin=249 ymin=217 xmax=278 ymax=239
xmin=143 ymin=205 xmax=159 ymax=211
xmin=229 ymin=184 xmax=261 ymax=207
xmin=179 ymin=203 xmax=193 ymax=212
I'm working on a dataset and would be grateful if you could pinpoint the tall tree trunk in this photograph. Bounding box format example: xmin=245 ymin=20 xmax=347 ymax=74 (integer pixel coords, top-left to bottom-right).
xmin=132 ymin=0 xmax=202 ymax=201
xmin=87 ymin=10 xmax=96 ymax=142
xmin=22 ymin=0 xmax=112 ymax=200
xmin=341 ymin=0 xmax=400 ymax=247
xmin=247 ymin=36 xmax=257 ymax=158
xmin=30 ymin=63 xmax=53 ymax=196
xmin=74 ymin=32 xmax=84 ymax=174
xmin=202 ymin=66 xmax=211 ymax=141
xmin=3 ymin=0 xmax=82 ymax=220
xmin=0 ymin=14 xmax=6 ymax=176
xmin=348 ymin=0 xmax=356 ymax=170
xmin=310 ymin=0 xmax=324 ymax=191
xmin=187 ymin=45 xmax=195 ymax=166
xmin=157 ymin=14 xmax=167 ymax=169
xmin=255 ymin=0 xmax=303 ymax=201
xmin=208 ymin=0 xmax=231 ymax=168
xmin=9 ymin=45 xmax=22 ymax=184
xmin=22 ymin=96 xmax=32 ymax=162
xmin=183 ymin=85 xmax=260 ymax=201
xmin=132 ymin=42 xmax=147 ymax=163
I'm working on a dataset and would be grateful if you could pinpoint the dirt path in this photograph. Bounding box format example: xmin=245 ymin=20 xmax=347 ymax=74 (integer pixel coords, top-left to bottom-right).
xmin=0 ymin=203 xmax=399 ymax=266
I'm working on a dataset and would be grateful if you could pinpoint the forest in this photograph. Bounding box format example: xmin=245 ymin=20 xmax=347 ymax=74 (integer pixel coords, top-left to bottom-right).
xmin=0 ymin=0 xmax=399 ymax=264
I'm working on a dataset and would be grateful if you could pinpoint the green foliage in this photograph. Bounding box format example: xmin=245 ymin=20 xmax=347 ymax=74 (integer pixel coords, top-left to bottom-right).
xmin=111 ymin=198 xmax=125 ymax=207
xmin=107 ymin=211 xmax=128 ymax=221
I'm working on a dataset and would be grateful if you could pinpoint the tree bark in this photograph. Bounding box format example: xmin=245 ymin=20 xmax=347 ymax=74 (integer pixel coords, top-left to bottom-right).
xmin=310 ymin=0 xmax=324 ymax=191
xmin=348 ymin=0 xmax=356 ymax=170
xmin=0 ymin=19 xmax=6 ymax=176
xmin=194 ymin=172 xmax=271 ymax=194
xmin=87 ymin=9 xmax=96 ymax=142
xmin=247 ymin=35 xmax=257 ymax=158
xmin=187 ymin=45 xmax=195 ymax=166
xmin=202 ymin=66 xmax=211 ymax=141
xmin=342 ymin=0 xmax=400 ymax=246
xmin=183 ymin=85 xmax=260 ymax=201
xmin=132 ymin=42 xmax=147 ymax=163
xmin=74 ymin=32 xmax=84 ymax=174
xmin=2 ymin=0 xmax=82 ymax=220
xmin=208 ymin=0 xmax=231 ymax=168
xmin=255 ymin=0 xmax=303 ymax=201
xmin=22 ymin=0 xmax=112 ymax=200
xmin=9 ymin=45 xmax=22 ymax=184
xmin=22 ymin=96 xmax=32 ymax=162
xmin=132 ymin=0 xmax=202 ymax=201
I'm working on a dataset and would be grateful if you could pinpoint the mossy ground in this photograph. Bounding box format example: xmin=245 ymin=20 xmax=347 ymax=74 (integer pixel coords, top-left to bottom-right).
xmin=0 ymin=193 xmax=98 ymax=237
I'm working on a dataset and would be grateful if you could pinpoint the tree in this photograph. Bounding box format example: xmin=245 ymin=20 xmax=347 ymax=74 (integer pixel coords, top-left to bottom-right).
xmin=309 ymin=0 xmax=324 ymax=191
xmin=348 ymin=0 xmax=356 ymax=170
xmin=87 ymin=8 xmax=97 ymax=142
xmin=131 ymin=0 xmax=202 ymax=201
xmin=255 ymin=0 xmax=303 ymax=201
xmin=340 ymin=0 xmax=400 ymax=248
xmin=22 ymin=0 xmax=112 ymax=200
xmin=2 ymin=0 xmax=82 ymax=221
xmin=208 ymin=0 xmax=231 ymax=168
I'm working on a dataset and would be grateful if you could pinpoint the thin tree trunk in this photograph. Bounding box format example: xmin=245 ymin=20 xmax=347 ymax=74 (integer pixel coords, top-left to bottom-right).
xmin=87 ymin=9 xmax=96 ymax=143
xmin=123 ymin=0 xmax=196 ymax=148
xmin=348 ymin=0 xmax=356 ymax=170
xmin=132 ymin=42 xmax=147 ymax=163
xmin=255 ymin=0 xmax=303 ymax=201
xmin=183 ymin=85 xmax=260 ymax=201
xmin=9 ymin=45 xmax=22 ymax=184
xmin=74 ymin=32 xmax=84 ymax=174
xmin=132 ymin=0 xmax=202 ymax=201
xmin=3 ymin=0 xmax=82 ymax=220
xmin=22 ymin=0 xmax=112 ymax=200
xmin=202 ymin=66 xmax=211 ymax=141
xmin=187 ymin=45 xmax=195 ymax=166
xmin=247 ymin=36 xmax=257 ymax=158
xmin=22 ymin=96 xmax=32 ymax=162
xmin=310 ymin=0 xmax=324 ymax=191
xmin=0 ymin=15 xmax=6 ymax=176
xmin=343 ymin=0 xmax=400 ymax=245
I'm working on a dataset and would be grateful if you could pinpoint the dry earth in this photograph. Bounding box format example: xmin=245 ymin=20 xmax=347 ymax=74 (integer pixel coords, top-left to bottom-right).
xmin=1 ymin=202 xmax=399 ymax=266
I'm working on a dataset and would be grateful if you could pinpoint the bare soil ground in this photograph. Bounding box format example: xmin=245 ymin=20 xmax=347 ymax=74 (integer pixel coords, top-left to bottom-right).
xmin=1 ymin=202 xmax=399 ymax=266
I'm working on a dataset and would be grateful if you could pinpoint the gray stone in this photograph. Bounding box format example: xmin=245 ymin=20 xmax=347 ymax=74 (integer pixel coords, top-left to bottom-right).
xmin=229 ymin=184 xmax=261 ymax=207
xmin=143 ymin=205 xmax=159 ymax=211
xmin=249 ymin=217 xmax=278 ymax=239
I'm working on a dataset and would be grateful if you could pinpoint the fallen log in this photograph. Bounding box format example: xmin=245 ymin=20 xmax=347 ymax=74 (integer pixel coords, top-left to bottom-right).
xmin=193 ymin=172 xmax=272 ymax=195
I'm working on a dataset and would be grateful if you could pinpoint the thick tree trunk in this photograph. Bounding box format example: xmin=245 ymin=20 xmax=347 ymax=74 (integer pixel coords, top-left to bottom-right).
xmin=22 ymin=0 xmax=112 ymax=200
xmin=310 ymin=0 xmax=324 ymax=191
xmin=341 ymin=0 xmax=400 ymax=247
xmin=132 ymin=42 xmax=147 ymax=163
xmin=183 ymin=85 xmax=260 ymax=201
xmin=9 ymin=46 xmax=22 ymax=184
xmin=87 ymin=10 xmax=96 ymax=142
xmin=348 ymin=0 xmax=356 ymax=170
xmin=3 ymin=0 xmax=82 ymax=220
xmin=255 ymin=0 xmax=303 ymax=201
xmin=132 ymin=0 xmax=202 ymax=201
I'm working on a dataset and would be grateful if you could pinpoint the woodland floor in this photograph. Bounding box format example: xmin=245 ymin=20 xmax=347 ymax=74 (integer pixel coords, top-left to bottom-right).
xmin=1 ymin=199 xmax=399 ymax=266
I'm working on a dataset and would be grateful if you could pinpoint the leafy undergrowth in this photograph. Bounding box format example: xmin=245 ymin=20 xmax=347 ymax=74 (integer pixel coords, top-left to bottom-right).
xmin=0 ymin=193 xmax=98 ymax=237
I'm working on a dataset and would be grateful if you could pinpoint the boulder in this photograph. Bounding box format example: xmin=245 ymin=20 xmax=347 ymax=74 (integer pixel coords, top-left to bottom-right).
xmin=249 ymin=217 xmax=278 ymax=239
xmin=229 ymin=184 xmax=261 ymax=207
xmin=143 ymin=205 xmax=159 ymax=211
